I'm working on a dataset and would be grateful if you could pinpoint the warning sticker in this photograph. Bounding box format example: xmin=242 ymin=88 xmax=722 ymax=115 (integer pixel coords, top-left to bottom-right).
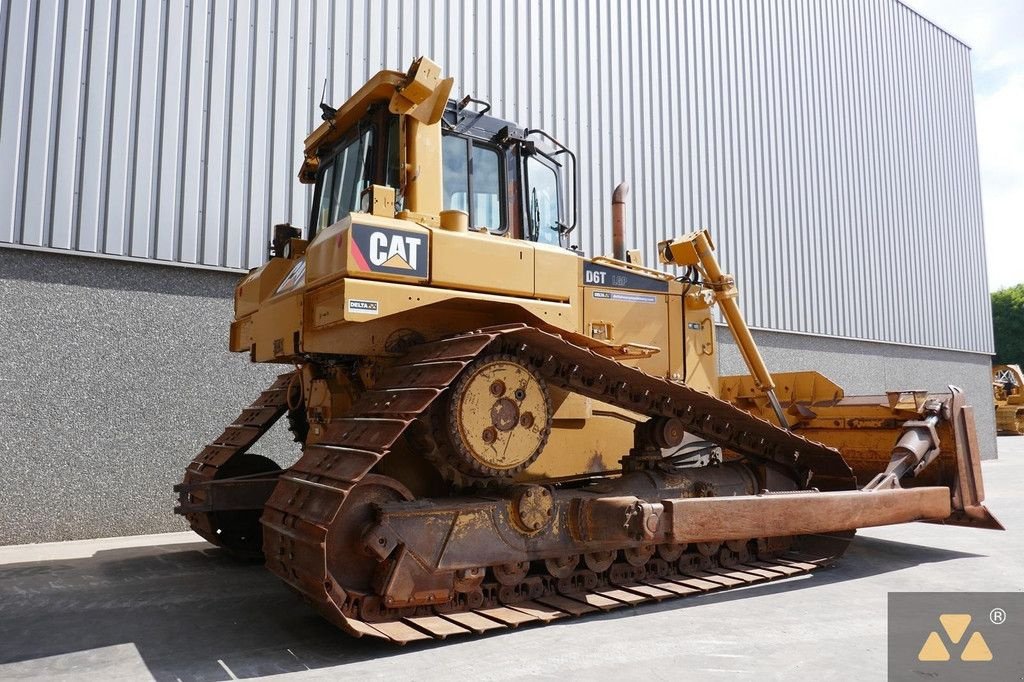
xmin=347 ymin=299 xmax=379 ymax=315
xmin=592 ymin=290 xmax=657 ymax=304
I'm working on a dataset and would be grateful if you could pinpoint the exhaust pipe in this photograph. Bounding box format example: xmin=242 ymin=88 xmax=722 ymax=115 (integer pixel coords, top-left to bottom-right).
xmin=612 ymin=182 xmax=629 ymax=261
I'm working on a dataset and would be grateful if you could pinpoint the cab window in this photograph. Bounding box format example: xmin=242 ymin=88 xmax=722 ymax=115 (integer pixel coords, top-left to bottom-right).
xmin=314 ymin=127 xmax=375 ymax=234
xmin=441 ymin=134 xmax=504 ymax=232
xmin=471 ymin=146 xmax=501 ymax=231
xmin=442 ymin=136 xmax=469 ymax=213
xmin=525 ymin=155 xmax=561 ymax=246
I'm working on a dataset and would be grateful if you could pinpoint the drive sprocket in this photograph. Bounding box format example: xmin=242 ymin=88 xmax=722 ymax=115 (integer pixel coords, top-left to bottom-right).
xmin=435 ymin=353 xmax=552 ymax=482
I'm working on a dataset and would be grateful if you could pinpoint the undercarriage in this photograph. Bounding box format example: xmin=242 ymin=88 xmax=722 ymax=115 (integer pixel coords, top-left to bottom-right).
xmin=176 ymin=324 xmax=990 ymax=643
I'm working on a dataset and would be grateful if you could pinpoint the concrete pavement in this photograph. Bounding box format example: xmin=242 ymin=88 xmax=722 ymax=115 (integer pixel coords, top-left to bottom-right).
xmin=1 ymin=439 xmax=1021 ymax=681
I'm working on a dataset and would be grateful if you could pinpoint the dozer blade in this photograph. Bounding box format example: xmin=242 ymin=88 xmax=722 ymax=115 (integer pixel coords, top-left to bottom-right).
xmin=936 ymin=387 xmax=1003 ymax=530
xmin=750 ymin=383 xmax=1004 ymax=531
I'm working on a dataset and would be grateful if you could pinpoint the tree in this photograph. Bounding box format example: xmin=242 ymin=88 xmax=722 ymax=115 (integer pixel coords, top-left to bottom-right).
xmin=992 ymin=284 xmax=1024 ymax=364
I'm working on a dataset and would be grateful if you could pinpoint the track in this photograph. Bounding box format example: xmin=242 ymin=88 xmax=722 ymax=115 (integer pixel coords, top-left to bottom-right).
xmin=247 ymin=324 xmax=855 ymax=643
xmin=177 ymin=372 xmax=294 ymax=550
xmin=333 ymin=549 xmax=837 ymax=643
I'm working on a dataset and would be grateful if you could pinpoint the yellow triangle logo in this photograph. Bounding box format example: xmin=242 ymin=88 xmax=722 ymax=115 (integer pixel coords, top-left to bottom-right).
xmin=939 ymin=614 xmax=971 ymax=644
xmin=918 ymin=631 xmax=950 ymax=661
xmin=961 ymin=631 xmax=993 ymax=662
xmin=381 ymin=253 xmax=412 ymax=270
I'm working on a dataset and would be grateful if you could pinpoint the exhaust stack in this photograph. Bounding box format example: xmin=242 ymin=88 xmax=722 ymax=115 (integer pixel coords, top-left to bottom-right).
xmin=612 ymin=182 xmax=629 ymax=261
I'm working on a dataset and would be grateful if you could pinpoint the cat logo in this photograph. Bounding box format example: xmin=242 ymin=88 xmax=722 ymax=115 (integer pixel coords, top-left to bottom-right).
xmin=917 ymin=614 xmax=993 ymax=662
xmin=350 ymin=224 xmax=429 ymax=278
xmin=369 ymin=231 xmax=420 ymax=270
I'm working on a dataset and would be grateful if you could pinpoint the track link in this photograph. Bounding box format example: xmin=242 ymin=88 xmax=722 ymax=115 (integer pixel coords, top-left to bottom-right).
xmin=258 ymin=324 xmax=856 ymax=642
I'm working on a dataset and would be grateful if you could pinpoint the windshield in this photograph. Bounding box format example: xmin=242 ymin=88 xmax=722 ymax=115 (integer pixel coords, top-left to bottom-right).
xmin=526 ymin=156 xmax=561 ymax=246
xmin=313 ymin=127 xmax=376 ymax=235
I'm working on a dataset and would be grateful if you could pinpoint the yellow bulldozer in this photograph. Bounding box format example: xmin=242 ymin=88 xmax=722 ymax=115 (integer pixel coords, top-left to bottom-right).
xmin=993 ymin=364 xmax=1024 ymax=435
xmin=175 ymin=58 xmax=1001 ymax=643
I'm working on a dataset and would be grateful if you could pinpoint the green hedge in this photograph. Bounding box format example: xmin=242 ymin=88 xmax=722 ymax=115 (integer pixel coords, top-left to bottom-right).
xmin=992 ymin=284 xmax=1024 ymax=365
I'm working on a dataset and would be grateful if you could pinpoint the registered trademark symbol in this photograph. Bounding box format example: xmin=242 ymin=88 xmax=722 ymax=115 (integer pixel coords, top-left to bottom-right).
xmin=990 ymin=607 xmax=1007 ymax=625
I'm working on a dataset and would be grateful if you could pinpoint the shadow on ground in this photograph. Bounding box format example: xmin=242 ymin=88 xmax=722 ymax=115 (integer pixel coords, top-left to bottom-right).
xmin=0 ymin=542 xmax=400 ymax=680
xmin=0 ymin=533 xmax=984 ymax=681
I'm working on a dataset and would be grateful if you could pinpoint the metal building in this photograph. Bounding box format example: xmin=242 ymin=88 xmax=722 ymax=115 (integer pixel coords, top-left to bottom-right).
xmin=0 ymin=0 xmax=995 ymax=544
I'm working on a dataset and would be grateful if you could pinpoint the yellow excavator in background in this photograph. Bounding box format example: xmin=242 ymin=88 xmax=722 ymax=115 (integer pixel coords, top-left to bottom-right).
xmin=993 ymin=364 xmax=1024 ymax=435
xmin=175 ymin=57 xmax=1001 ymax=644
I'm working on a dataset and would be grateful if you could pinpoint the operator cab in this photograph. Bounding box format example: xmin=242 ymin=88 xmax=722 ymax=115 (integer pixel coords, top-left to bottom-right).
xmin=306 ymin=98 xmax=577 ymax=249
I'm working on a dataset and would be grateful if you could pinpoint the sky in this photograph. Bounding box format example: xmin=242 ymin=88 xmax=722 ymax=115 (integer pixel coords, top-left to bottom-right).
xmin=901 ymin=0 xmax=1024 ymax=291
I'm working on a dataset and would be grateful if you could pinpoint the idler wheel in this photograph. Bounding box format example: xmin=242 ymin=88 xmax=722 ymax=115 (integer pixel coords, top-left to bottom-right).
xmin=441 ymin=354 xmax=553 ymax=480
xmin=207 ymin=453 xmax=281 ymax=556
xmin=325 ymin=474 xmax=413 ymax=594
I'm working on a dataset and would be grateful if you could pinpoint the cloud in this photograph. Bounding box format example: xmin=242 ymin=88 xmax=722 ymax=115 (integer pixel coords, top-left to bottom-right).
xmin=900 ymin=0 xmax=1024 ymax=291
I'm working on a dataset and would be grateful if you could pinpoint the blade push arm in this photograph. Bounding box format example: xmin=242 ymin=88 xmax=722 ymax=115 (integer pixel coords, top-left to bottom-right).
xmin=659 ymin=229 xmax=789 ymax=428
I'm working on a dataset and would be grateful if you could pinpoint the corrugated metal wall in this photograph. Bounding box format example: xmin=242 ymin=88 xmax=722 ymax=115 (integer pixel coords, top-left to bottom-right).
xmin=0 ymin=0 xmax=992 ymax=354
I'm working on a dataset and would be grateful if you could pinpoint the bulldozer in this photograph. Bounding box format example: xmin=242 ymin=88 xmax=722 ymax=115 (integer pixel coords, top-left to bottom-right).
xmin=175 ymin=57 xmax=1002 ymax=643
xmin=993 ymin=364 xmax=1024 ymax=435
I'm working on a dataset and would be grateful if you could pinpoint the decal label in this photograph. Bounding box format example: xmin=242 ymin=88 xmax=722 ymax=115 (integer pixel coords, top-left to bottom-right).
xmin=583 ymin=262 xmax=669 ymax=293
xmin=275 ymin=259 xmax=307 ymax=294
xmin=592 ymin=290 xmax=658 ymax=304
xmin=347 ymin=299 xmax=379 ymax=315
xmin=350 ymin=224 xmax=429 ymax=278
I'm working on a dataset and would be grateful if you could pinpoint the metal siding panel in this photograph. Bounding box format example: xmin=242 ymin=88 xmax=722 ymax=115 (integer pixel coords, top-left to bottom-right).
xmin=178 ymin=0 xmax=210 ymax=264
xmin=2 ymin=0 xmax=38 ymax=246
xmin=811 ymin=0 xmax=828 ymax=333
xmin=101 ymin=0 xmax=140 ymax=256
xmin=288 ymin=0 xmax=311 ymax=242
xmin=894 ymin=4 xmax=915 ymax=345
xmin=22 ymin=0 xmax=62 ymax=248
xmin=764 ymin=0 xmax=785 ymax=332
xmin=204 ymin=0 xmax=230 ymax=267
xmin=0 ymin=0 xmax=993 ymax=353
xmin=790 ymin=0 xmax=807 ymax=332
xmin=245 ymin=0 xmax=272 ymax=267
xmin=223 ymin=0 xmax=255 ymax=269
xmin=157 ymin=0 xmax=190 ymax=263
xmin=268 ymin=0 xmax=293 ymax=248
xmin=887 ymin=0 xmax=907 ymax=343
xmin=746 ymin=0 xmax=767 ymax=327
xmin=731 ymin=0 xmax=753 ymax=326
xmin=960 ymin=46 xmax=993 ymax=350
xmin=74 ymin=0 xmax=113 ymax=254
xmin=50 ymin=0 xmax=87 ymax=251
xmin=129 ymin=0 xmax=163 ymax=259
xmin=861 ymin=0 xmax=884 ymax=342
